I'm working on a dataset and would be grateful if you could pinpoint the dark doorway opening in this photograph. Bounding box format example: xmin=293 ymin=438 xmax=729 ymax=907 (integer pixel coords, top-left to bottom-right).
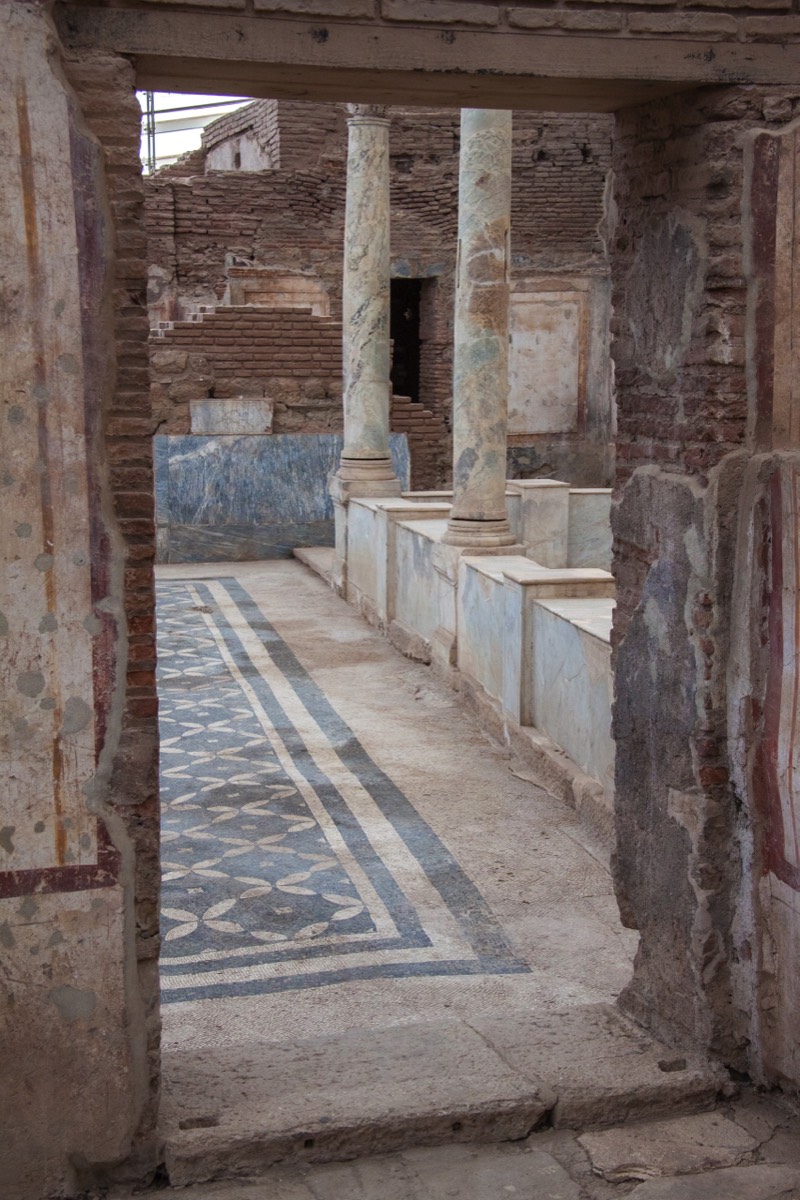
xmin=390 ymin=278 xmax=422 ymax=403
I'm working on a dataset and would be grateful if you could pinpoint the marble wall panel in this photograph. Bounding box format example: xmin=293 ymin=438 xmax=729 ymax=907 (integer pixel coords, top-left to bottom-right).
xmin=457 ymin=562 xmax=506 ymax=704
xmin=2 ymin=887 xmax=132 ymax=1197
xmin=154 ymin=433 xmax=409 ymax=562
xmin=568 ymin=489 xmax=613 ymax=570
xmin=509 ymin=290 xmax=586 ymax=435
xmin=1 ymin=21 xmax=101 ymax=876
xmin=393 ymin=520 xmax=452 ymax=643
xmin=190 ymin=398 xmax=274 ymax=435
xmin=531 ymin=599 xmax=614 ymax=796
xmin=346 ymin=501 xmax=383 ymax=612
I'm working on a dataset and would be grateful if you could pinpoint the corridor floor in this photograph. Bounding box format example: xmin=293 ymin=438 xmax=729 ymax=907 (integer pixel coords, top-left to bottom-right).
xmin=155 ymin=558 xmax=636 ymax=1052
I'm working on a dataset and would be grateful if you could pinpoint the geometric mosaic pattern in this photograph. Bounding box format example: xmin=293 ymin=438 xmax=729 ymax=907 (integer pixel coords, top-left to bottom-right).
xmin=157 ymin=578 xmax=528 ymax=1002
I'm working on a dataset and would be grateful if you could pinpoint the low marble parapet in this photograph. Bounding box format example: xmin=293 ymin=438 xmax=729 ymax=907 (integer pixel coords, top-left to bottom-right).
xmin=568 ymin=488 xmax=613 ymax=571
xmin=506 ymin=479 xmax=570 ymax=568
xmin=154 ymin=433 xmax=409 ymax=563
xmin=499 ymin=562 xmax=615 ymax=598
xmin=530 ymin=597 xmax=615 ymax=797
xmin=190 ymin=397 xmax=274 ymax=435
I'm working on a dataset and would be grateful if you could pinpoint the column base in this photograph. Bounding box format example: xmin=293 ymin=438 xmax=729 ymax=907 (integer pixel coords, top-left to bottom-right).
xmin=442 ymin=516 xmax=518 ymax=549
xmin=330 ymin=457 xmax=402 ymax=504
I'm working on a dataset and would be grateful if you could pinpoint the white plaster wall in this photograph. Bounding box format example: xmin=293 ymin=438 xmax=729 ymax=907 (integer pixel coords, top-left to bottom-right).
xmin=530 ymin=598 xmax=615 ymax=796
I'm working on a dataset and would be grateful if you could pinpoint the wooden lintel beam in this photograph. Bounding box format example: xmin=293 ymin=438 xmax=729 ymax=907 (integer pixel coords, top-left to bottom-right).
xmin=55 ymin=6 xmax=800 ymax=112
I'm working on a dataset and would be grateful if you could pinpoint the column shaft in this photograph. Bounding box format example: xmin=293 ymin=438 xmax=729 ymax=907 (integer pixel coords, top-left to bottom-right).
xmin=336 ymin=104 xmax=399 ymax=489
xmin=444 ymin=108 xmax=515 ymax=548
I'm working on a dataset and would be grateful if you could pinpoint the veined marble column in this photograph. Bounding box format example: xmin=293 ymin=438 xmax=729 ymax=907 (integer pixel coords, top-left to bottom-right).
xmin=333 ymin=103 xmax=400 ymax=495
xmin=444 ymin=108 xmax=516 ymax=549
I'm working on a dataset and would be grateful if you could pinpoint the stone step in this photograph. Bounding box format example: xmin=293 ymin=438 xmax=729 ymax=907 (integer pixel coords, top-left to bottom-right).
xmin=160 ymin=1006 xmax=724 ymax=1187
xmin=293 ymin=545 xmax=334 ymax=583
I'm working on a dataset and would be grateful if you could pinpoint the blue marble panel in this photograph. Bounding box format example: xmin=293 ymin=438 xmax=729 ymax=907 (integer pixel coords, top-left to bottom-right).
xmin=153 ymin=435 xmax=170 ymax=527
xmin=153 ymin=433 xmax=410 ymax=563
xmin=167 ymin=520 xmax=335 ymax=564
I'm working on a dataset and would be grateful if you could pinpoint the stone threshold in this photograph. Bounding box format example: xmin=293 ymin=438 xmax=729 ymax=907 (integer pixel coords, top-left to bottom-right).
xmin=160 ymin=1004 xmax=724 ymax=1188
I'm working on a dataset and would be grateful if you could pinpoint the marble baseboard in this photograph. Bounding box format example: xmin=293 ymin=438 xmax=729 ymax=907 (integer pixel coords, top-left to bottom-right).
xmin=161 ymin=521 xmax=335 ymax=564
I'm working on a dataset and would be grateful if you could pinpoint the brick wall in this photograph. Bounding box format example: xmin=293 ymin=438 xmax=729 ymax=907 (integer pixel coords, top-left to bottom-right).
xmin=151 ymin=306 xmax=343 ymax=434
xmin=62 ymin=48 xmax=161 ymax=1142
xmin=145 ymin=100 xmax=611 ymax=487
xmin=146 ymin=102 xmax=611 ymax=318
xmin=609 ymin=83 xmax=800 ymax=1073
xmin=390 ymin=395 xmax=449 ymax=490
xmin=611 ymin=85 xmax=800 ymax=644
xmin=201 ymin=96 xmax=280 ymax=163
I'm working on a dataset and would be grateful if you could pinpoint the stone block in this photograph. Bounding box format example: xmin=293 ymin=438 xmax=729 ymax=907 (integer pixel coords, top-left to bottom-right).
xmin=507 ymin=479 xmax=570 ymax=567
xmin=567 ymin=488 xmax=612 ymax=570
xmin=530 ymin=597 xmax=615 ymax=795
xmin=142 ymin=0 xmax=245 ymax=7
xmin=381 ymin=0 xmax=499 ymax=25
xmin=470 ymin=1005 xmax=722 ymax=1129
xmin=627 ymin=1165 xmax=800 ymax=1200
xmin=190 ymin=398 xmax=274 ymax=435
xmin=578 ymin=1112 xmax=759 ymax=1182
xmin=501 ymin=564 xmax=615 ymax=599
xmin=627 ymin=12 xmax=738 ymax=37
xmin=161 ymin=1020 xmax=549 ymax=1185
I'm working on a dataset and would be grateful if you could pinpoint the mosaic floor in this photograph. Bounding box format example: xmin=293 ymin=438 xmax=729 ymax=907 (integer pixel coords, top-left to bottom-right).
xmin=157 ymin=576 xmax=528 ymax=1004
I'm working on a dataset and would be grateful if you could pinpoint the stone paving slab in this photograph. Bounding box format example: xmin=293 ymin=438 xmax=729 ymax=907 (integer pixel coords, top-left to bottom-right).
xmin=626 ymin=1164 xmax=800 ymax=1199
xmin=162 ymin=1019 xmax=549 ymax=1185
xmin=469 ymin=1004 xmax=722 ymax=1128
xmin=578 ymin=1111 xmax=759 ymax=1181
xmin=304 ymin=1144 xmax=582 ymax=1200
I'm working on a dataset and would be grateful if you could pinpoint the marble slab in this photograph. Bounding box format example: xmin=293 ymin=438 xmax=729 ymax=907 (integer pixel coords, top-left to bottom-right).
xmin=190 ymin=398 xmax=274 ymax=435
xmin=153 ymin=434 xmax=410 ymax=563
xmin=393 ymin=521 xmax=455 ymax=648
xmin=568 ymin=489 xmax=612 ymax=571
xmin=457 ymin=561 xmax=506 ymax=704
xmin=531 ymin=598 xmax=615 ymax=795
xmin=165 ymin=521 xmax=335 ymax=564
xmin=509 ymin=291 xmax=584 ymax=435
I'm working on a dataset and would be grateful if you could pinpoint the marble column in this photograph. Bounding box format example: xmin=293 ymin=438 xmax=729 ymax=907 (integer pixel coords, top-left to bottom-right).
xmin=444 ymin=108 xmax=516 ymax=549
xmin=333 ymin=103 xmax=401 ymax=496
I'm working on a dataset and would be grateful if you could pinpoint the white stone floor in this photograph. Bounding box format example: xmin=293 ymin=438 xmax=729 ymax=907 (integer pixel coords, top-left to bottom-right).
xmin=155 ymin=559 xmax=637 ymax=1053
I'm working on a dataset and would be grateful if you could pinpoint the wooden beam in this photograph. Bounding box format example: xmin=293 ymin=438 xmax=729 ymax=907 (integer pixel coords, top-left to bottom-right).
xmin=55 ymin=6 xmax=800 ymax=111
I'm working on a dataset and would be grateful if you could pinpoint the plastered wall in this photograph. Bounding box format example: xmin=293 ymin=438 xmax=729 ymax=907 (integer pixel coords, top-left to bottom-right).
xmin=1 ymin=7 xmax=159 ymax=1196
xmin=610 ymin=85 xmax=800 ymax=1090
